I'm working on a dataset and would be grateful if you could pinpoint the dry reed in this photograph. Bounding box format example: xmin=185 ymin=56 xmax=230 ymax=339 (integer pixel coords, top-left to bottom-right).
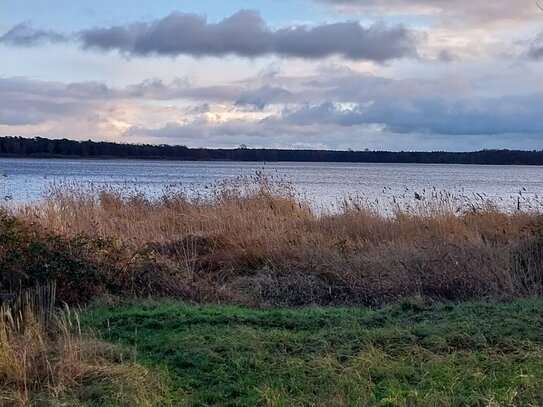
xmin=14 ymin=174 xmax=543 ymax=306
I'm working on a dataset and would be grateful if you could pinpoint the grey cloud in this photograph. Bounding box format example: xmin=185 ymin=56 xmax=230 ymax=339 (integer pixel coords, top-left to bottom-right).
xmin=126 ymin=113 xmax=543 ymax=151
xmin=0 ymin=76 xmax=242 ymax=104
xmin=235 ymin=85 xmax=292 ymax=109
xmin=77 ymin=10 xmax=417 ymax=61
xmin=125 ymin=78 xmax=184 ymax=98
xmin=283 ymin=93 xmax=543 ymax=136
xmin=258 ymin=64 xmax=281 ymax=79
xmin=0 ymin=75 xmax=291 ymax=127
xmin=283 ymin=102 xmax=362 ymax=127
xmin=300 ymin=70 xmax=473 ymax=104
xmin=0 ymin=77 xmax=111 ymax=126
xmin=0 ymin=108 xmax=47 ymax=126
xmin=125 ymin=117 xmax=328 ymax=148
xmin=367 ymin=95 xmax=543 ymax=135
xmin=273 ymin=22 xmax=416 ymax=61
xmin=125 ymin=78 xmax=243 ymax=101
xmin=525 ymin=30 xmax=543 ymax=60
xmin=437 ymin=50 xmax=457 ymax=63
xmin=2 ymin=70 xmax=541 ymax=149
xmin=0 ymin=22 xmax=67 ymax=46
xmin=0 ymin=77 xmax=114 ymax=100
xmin=190 ymin=103 xmax=210 ymax=114
xmin=0 ymin=98 xmax=86 ymax=126
xmin=65 ymin=81 xmax=112 ymax=98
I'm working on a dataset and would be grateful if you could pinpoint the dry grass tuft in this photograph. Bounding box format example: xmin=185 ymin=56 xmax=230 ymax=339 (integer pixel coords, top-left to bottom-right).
xmin=0 ymin=302 xmax=168 ymax=406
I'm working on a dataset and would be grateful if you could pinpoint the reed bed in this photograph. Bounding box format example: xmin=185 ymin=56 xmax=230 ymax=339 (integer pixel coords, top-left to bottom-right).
xmin=11 ymin=174 xmax=543 ymax=306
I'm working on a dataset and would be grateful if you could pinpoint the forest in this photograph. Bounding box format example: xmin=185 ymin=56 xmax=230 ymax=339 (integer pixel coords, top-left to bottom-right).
xmin=1 ymin=136 xmax=543 ymax=164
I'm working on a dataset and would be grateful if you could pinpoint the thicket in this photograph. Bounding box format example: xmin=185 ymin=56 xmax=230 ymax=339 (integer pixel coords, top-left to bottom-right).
xmin=0 ymin=211 xmax=172 ymax=304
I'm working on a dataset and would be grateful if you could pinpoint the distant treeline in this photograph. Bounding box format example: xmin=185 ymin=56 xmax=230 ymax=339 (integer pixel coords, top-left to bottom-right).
xmin=1 ymin=136 xmax=543 ymax=165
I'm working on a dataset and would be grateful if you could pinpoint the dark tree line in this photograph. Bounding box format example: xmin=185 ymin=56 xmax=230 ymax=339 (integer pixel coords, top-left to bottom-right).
xmin=1 ymin=136 xmax=543 ymax=165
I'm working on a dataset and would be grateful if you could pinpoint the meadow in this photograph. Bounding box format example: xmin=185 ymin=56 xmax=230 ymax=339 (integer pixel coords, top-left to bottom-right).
xmin=1 ymin=175 xmax=543 ymax=406
xmin=83 ymin=298 xmax=543 ymax=407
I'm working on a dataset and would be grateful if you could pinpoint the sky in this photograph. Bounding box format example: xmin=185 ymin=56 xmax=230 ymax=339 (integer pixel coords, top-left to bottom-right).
xmin=0 ymin=0 xmax=542 ymax=151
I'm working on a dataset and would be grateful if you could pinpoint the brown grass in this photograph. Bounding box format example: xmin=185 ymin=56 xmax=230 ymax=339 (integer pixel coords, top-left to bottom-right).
xmin=0 ymin=303 xmax=168 ymax=406
xmin=15 ymin=174 xmax=543 ymax=306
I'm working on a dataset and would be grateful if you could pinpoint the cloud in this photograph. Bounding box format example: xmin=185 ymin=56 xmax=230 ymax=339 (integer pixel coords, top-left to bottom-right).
xmin=312 ymin=0 xmax=541 ymax=26
xmin=0 ymin=76 xmax=242 ymax=105
xmin=235 ymin=85 xmax=292 ymax=109
xmin=1 ymin=70 xmax=542 ymax=150
xmin=74 ymin=10 xmax=418 ymax=61
xmin=311 ymin=0 xmax=543 ymax=63
xmin=0 ymin=77 xmax=113 ymax=126
xmin=300 ymin=69 xmax=474 ymax=104
xmin=125 ymin=117 xmax=342 ymax=148
xmin=0 ymin=96 xmax=90 ymax=126
xmin=0 ymin=108 xmax=47 ymax=126
xmin=126 ymin=113 xmax=543 ymax=151
xmin=282 ymin=93 xmax=543 ymax=136
xmin=80 ymin=10 xmax=272 ymax=57
xmin=0 ymin=22 xmax=67 ymax=46
xmin=437 ymin=50 xmax=457 ymax=63
xmin=525 ymin=30 xmax=543 ymax=60
xmin=272 ymin=21 xmax=417 ymax=61
xmin=0 ymin=77 xmax=114 ymax=100
xmin=125 ymin=78 xmax=243 ymax=101
xmin=0 ymin=72 xmax=459 ymax=109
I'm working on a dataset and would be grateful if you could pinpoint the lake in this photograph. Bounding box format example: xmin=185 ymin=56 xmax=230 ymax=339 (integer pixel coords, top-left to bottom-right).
xmin=1 ymin=158 xmax=542 ymax=211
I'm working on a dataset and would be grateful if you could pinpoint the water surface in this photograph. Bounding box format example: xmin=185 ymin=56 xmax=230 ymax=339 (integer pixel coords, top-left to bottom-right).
xmin=1 ymin=158 xmax=542 ymax=210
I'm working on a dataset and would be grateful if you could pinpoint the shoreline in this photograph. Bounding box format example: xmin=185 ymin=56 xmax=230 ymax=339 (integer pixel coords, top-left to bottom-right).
xmin=2 ymin=136 xmax=543 ymax=165
xmin=2 ymin=154 xmax=543 ymax=166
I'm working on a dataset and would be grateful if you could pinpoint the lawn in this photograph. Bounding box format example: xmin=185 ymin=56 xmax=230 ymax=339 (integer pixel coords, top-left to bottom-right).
xmin=83 ymin=298 xmax=543 ymax=407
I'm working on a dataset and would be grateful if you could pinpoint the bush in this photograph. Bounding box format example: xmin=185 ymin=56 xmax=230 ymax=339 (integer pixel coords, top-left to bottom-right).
xmin=0 ymin=211 xmax=169 ymax=304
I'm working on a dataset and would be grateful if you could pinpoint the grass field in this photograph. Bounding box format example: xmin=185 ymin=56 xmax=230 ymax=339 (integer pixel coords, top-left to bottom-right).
xmin=83 ymin=298 xmax=543 ymax=407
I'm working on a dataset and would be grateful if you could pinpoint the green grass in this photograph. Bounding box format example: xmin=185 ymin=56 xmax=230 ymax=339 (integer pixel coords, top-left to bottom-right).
xmin=83 ymin=298 xmax=543 ymax=407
